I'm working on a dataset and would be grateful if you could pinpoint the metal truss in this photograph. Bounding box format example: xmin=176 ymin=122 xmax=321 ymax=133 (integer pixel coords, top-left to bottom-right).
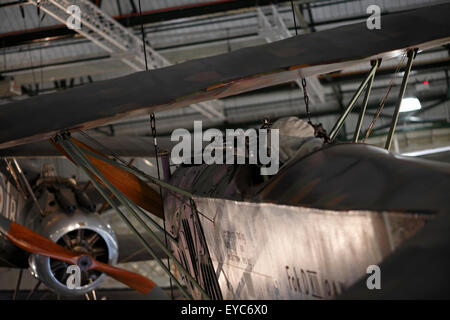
xmin=29 ymin=0 xmax=224 ymax=119
xmin=257 ymin=4 xmax=325 ymax=104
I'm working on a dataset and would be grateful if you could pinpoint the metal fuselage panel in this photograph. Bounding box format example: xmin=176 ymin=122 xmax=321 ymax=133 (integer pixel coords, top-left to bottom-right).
xmin=193 ymin=198 xmax=429 ymax=299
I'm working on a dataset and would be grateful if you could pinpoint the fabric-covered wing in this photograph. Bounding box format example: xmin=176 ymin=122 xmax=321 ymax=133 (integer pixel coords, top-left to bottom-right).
xmin=0 ymin=4 xmax=449 ymax=149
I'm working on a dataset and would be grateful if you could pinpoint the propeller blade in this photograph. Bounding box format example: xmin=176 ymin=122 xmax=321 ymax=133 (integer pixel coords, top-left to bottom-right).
xmin=0 ymin=215 xmax=156 ymax=294
xmin=0 ymin=216 xmax=77 ymax=265
xmin=89 ymin=260 xmax=156 ymax=294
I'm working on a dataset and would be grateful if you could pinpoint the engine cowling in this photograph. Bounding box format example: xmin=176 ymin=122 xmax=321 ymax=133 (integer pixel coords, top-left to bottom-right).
xmin=24 ymin=177 xmax=119 ymax=296
xmin=28 ymin=210 xmax=118 ymax=296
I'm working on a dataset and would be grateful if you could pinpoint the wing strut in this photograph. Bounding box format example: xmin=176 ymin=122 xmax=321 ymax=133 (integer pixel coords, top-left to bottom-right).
xmin=353 ymin=59 xmax=379 ymax=143
xmin=329 ymin=59 xmax=381 ymax=141
xmin=54 ymin=133 xmax=212 ymax=300
xmin=384 ymin=49 xmax=418 ymax=150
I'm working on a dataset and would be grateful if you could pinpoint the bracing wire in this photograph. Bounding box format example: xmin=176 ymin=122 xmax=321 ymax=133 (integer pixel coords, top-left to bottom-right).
xmin=290 ymin=1 xmax=298 ymax=36
xmin=78 ymin=131 xmax=208 ymax=221
xmin=363 ymin=52 xmax=407 ymax=142
xmin=138 ymin=0 xmax=148 ymax=71
xmin=149 ymin=113 xmax=174 ymax=300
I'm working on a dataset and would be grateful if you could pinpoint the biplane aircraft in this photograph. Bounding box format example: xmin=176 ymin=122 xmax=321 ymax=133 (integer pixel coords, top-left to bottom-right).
xmin=0 ymin=3 xmax=450 ymax=300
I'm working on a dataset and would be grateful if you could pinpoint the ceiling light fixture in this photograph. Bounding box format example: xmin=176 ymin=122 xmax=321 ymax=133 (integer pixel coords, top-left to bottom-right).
xmin=400 ymin=97 xmax=422 ymax=112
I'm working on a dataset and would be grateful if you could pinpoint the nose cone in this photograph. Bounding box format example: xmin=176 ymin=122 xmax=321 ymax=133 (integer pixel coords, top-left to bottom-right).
xmin=77 ymin=255 xmax=93 ymax=271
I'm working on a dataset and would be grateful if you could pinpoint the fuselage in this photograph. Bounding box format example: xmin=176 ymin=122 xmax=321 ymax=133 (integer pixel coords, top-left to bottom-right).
xmin=164 ymin=143 xmax=450 ymax=299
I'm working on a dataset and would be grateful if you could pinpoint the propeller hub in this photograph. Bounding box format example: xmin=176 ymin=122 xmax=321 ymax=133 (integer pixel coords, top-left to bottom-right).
xmin=77 ymin=255 xmax=93 ymax=271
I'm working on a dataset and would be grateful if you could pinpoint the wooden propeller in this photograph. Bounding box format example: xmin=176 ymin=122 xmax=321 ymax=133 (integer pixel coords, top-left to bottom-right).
xmin=0 ymin=215 xmax=155 ymax=294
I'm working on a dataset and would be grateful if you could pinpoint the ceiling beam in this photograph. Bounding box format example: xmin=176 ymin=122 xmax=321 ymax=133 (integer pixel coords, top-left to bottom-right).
xmin=0 ymin=0 xmax=332 ymax=48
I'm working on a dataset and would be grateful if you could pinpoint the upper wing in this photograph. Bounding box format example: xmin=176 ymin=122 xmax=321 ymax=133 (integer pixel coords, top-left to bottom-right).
xmin=1 ymin=3 xmax=449 ymax=149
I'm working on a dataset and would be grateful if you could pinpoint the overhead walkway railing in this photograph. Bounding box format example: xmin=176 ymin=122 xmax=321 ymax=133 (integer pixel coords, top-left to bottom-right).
xmin=55 ymin=133 xmax=211 ymax=300
xmin=28 ymin=0 xmax=224 ymax=119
